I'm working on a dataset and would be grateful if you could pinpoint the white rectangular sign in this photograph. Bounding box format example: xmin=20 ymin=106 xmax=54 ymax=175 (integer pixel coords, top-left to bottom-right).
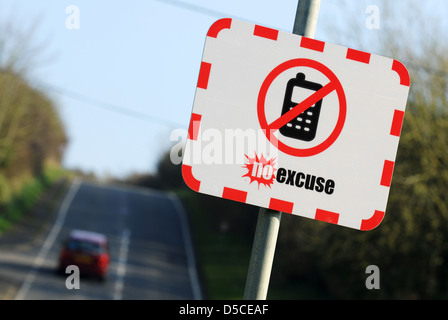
xmin=182 ymin=18 xmax=410 ymax=231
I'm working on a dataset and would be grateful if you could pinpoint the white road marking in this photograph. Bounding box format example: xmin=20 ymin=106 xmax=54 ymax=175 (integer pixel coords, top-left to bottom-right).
xmin=113 ymin=228 xmax=130 ymax=300
xmin=15 ymin=178 xmax=81 ymax=300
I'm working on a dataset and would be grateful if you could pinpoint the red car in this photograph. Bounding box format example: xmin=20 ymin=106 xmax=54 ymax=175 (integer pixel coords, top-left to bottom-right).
xmin=58 ymin=230 xmax=110 ymax=280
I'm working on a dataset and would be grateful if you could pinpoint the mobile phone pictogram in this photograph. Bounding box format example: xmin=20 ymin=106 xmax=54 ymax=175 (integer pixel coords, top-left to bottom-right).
xmin=279 ymin=72 xmax=323 ymax=141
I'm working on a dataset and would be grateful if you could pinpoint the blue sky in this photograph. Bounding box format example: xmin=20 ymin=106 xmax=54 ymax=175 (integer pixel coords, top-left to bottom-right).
xmin=0 ymin=0 xmax=445 ymax=179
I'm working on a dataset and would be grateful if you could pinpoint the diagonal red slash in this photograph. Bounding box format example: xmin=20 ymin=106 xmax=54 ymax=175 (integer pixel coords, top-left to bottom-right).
xmin=268 ymin=81 xmax=337 ymax=131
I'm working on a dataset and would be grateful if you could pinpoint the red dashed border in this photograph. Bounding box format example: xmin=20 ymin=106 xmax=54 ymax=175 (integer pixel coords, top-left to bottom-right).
xmin=197 ymin=62 xmax=212 ymax=90
xmin=183 ymin=19 xmax=409 ymax=231
xmin=346 ymin=48 xmax=371 ymax=64
xmin=207 ymin=18 xmax=232 ymax=38
xmin=187 ymin=113 xmax=201 ymax=141
xmin=361 ymin=210 xmax=385 ymax=231
xmin=390 ymin=109 xmax=405 ymax=137
xmin=300 ymin=37 xmax=325 ymax=52
xmin=253 ymin=25 xmax=279 ymax=41
xmin=315 ymin=209 xmax=340 ymax=225
xmin=222 ymin=187 xmax=247 ymax=203
xmin=380 ymin=160 xmax=395 ymax=187
xmin=269 ymin=198 xmax=293 ymax=213
xmin=182 ymin=165 xmax=200 ymax=192
xmin=392 ymin=60 xmax=410 ymax=87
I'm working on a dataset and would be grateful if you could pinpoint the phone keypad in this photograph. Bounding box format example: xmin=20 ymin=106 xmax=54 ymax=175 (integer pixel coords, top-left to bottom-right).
xmin=280 ymin=73 xmax=323 ymax=142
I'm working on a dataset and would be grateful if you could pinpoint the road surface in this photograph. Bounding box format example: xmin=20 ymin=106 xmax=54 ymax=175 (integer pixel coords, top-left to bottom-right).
xmin=0 ymin=179 xmax=202 ymax=300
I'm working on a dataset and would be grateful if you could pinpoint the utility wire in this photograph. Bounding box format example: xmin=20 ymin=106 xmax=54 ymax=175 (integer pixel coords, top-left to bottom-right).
xmin=35 ymin=81 xmax=186 ymax=129
xmin=153 ymin=0 xmax=245 ymax=21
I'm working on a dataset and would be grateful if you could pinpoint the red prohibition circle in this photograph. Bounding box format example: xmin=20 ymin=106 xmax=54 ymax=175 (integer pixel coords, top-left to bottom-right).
xmin=258 ymin=58 xmax=346 ymax=157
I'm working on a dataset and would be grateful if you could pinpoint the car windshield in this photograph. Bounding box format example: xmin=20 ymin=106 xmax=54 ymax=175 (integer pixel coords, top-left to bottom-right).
xmin=66 ymin=239 xmax=104 ymax=254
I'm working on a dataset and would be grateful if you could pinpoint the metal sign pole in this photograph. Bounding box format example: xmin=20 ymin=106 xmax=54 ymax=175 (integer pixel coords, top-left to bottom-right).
xmin=293 ymin=0 xmax=321 ymax=38
xmin=243 ymin=207 xmax=282 ymax=300
xmin=243 ymin=0 xmax=321 ymax=300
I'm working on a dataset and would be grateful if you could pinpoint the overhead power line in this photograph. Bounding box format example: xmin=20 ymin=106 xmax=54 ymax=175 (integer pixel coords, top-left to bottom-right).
xmin=153 ymin=0 xmax=244 ymax=20
xmin=35 ymin=81 xmax=186 ymax=129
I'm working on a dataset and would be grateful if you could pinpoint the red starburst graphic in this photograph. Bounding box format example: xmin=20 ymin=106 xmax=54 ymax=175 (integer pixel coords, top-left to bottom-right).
xmin=242 ymin=153 xmax=277 ymax=188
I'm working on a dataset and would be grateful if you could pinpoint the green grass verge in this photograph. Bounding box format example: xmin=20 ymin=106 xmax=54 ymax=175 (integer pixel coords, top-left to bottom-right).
xmin=0 ymin=166 xmax=69 ymax=234
xmin=177 ymin=189 xmax=255 ymax=299
xmin=198 ymin=232 xmax=252 ymax=299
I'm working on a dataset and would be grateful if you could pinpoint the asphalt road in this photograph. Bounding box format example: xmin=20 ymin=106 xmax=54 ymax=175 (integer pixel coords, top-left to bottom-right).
xmin=0 ymin=179 xmax=202 ymax=300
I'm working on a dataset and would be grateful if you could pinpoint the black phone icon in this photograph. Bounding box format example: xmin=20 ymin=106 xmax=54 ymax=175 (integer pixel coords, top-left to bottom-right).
xmin=279 ymin=72 xmax=323 ymax=142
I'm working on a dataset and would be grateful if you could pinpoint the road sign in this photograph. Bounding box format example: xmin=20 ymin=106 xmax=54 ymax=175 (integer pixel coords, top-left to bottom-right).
xmin=182 ymin=18 xmax=410 ymax=231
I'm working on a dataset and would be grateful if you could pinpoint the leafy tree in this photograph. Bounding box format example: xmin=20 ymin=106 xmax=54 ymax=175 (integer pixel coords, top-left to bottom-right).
xmin=0 ymin=18 xmax=67 ymax=216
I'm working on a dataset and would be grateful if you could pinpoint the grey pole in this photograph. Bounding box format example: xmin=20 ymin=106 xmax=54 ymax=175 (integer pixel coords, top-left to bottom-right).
xmin=243 ymin=207 xmax=282 ymax=300
xmin=294 ymin=0 xmax=321 ymax=37
xmin=243 ymin=0 xmax=321 ymax=300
